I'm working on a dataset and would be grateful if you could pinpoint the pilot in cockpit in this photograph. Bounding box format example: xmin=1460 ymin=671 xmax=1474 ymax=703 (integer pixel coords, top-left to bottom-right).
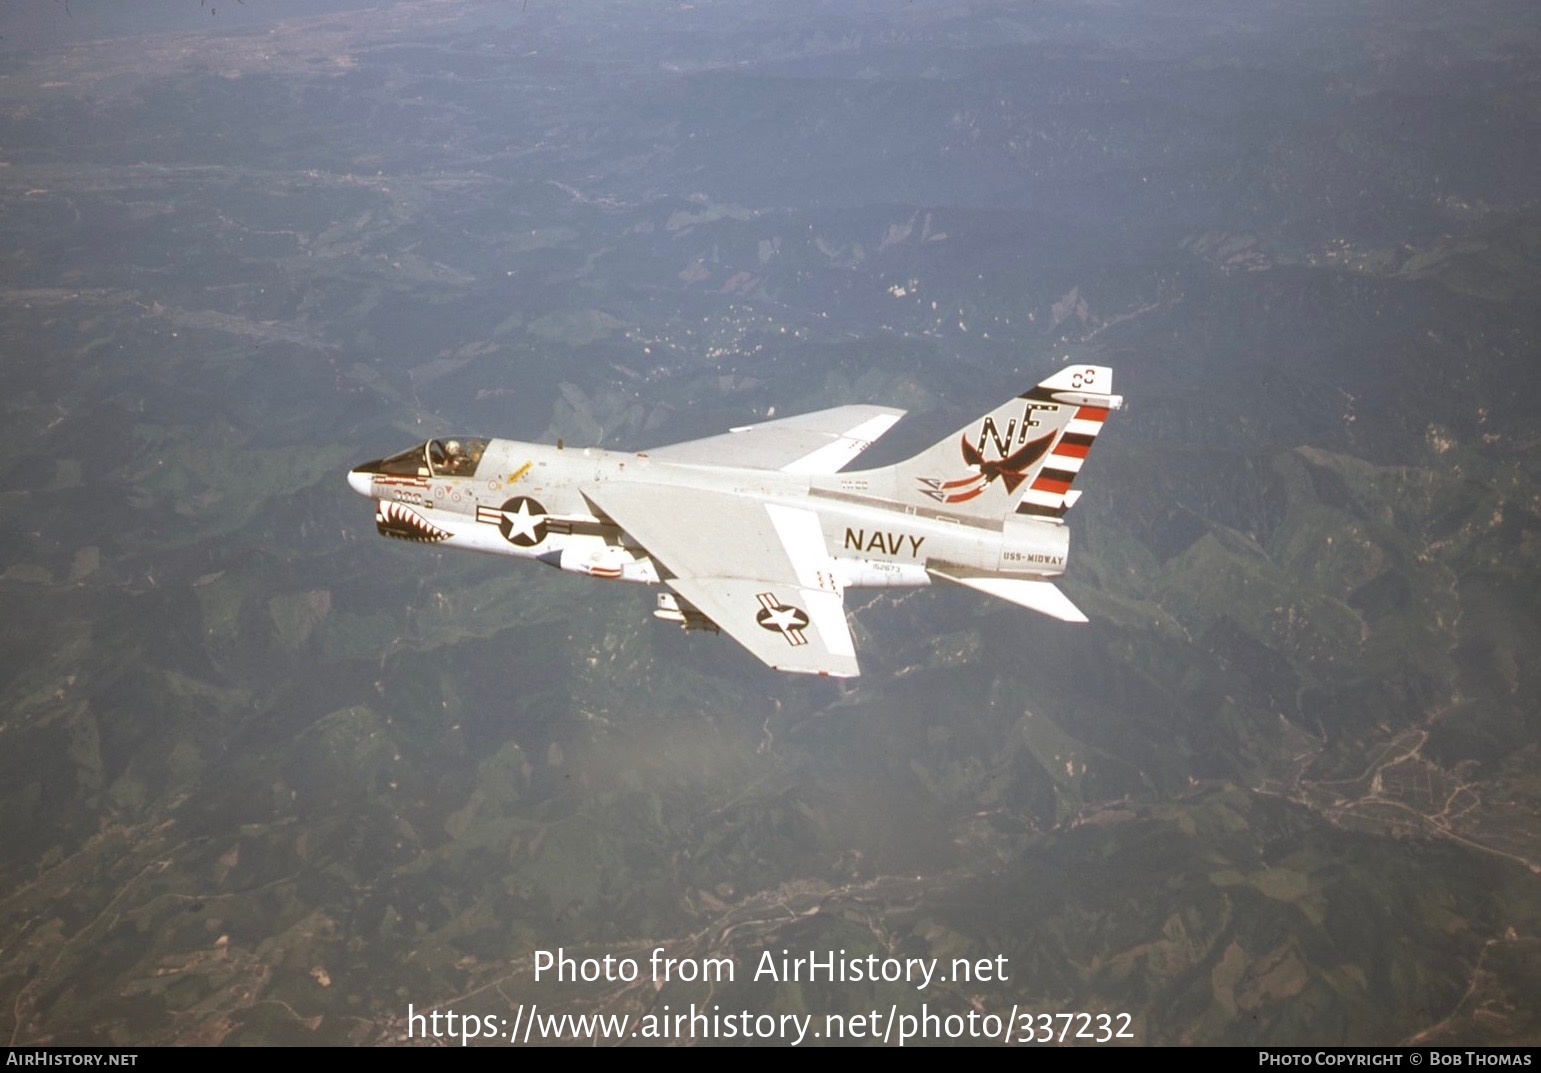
xmin=438 ymin=439 xmax=484 ymax=477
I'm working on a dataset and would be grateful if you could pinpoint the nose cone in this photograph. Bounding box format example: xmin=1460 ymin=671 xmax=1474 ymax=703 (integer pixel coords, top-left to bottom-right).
xmin=347 ymin=468 xmax=374 ymax=497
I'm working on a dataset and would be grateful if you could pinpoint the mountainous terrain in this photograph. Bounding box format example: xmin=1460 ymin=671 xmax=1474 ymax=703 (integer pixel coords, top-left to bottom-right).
xmin=0 ymin=0 xmax=1536 ymax=1046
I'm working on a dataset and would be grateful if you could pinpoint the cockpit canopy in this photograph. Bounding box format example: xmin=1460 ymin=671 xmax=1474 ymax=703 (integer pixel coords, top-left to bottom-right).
xmin=375 ymin=438 xmax=489 ymax=478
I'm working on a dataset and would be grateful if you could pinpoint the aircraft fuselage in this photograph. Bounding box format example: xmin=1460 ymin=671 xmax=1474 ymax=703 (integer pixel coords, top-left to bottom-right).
xmin=350 ymin=438 xmax=1069 ymax=590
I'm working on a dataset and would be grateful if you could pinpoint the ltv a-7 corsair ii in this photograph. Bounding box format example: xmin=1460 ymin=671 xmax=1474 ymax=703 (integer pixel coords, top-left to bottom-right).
xmin=346 ymin=365 xmax=1121 ymax=677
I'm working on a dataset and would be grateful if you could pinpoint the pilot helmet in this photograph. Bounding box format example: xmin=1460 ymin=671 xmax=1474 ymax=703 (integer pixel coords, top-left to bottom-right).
xmin=446 ymin=439 xmax=463 ymax=456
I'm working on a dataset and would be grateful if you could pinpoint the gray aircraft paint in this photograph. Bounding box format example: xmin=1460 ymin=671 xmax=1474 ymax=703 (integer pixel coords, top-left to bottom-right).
xmin=349 ymin=366 xmax=1121 ymax=676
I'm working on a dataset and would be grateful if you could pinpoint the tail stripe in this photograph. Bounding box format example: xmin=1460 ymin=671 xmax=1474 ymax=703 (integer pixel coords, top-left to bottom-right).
xmin=1020 ymin=487 xmax=1066 ymax=509
xmin=1016 ymin=501 xmax=1067 ymax=519
xmin=1020 ymin=402 xmax=1112 ymax=515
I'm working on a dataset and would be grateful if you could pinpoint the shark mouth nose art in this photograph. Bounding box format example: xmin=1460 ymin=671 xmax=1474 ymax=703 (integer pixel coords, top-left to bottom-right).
xmin=375 ymin=500 xmax=451 ymax=543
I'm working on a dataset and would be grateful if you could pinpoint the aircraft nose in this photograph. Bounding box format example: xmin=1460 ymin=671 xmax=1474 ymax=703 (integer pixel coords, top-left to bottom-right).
xmin=346 ymin=469 xmax=374 ymax=497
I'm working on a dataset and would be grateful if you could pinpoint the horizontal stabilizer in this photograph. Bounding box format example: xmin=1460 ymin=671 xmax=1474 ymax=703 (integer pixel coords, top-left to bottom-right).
xmin=929 ymin=569 xmax=1089 ymax=623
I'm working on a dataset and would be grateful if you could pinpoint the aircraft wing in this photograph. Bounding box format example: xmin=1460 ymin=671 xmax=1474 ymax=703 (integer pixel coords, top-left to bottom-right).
xmin=583 ymin=483 xmax=860 ymax=676
xmin=646 ymin=405 xmax=904 ymax=474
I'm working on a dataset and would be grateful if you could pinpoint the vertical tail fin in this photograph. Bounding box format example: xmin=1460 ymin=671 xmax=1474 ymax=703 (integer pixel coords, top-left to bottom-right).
xmin=821 ymin=365 xmax=1121 ymax=523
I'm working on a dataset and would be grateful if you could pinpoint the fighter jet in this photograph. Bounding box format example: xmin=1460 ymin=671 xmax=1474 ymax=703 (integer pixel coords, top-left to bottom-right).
xmin=346 ymin=365 xmax=1121 ymax=677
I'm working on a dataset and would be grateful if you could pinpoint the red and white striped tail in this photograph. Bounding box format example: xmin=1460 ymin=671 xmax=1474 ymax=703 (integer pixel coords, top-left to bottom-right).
xmin=1015 ymin=369 xmax=1119 ymax=520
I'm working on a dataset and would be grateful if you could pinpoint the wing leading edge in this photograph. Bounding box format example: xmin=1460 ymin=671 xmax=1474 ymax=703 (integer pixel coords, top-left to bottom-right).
xmin=583 ymin=483 xmax=860 ymax=676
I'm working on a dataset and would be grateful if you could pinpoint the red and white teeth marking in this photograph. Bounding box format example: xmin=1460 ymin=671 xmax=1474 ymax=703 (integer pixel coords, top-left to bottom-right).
xmin=376 ymin=500 xmax=451 ymax=542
